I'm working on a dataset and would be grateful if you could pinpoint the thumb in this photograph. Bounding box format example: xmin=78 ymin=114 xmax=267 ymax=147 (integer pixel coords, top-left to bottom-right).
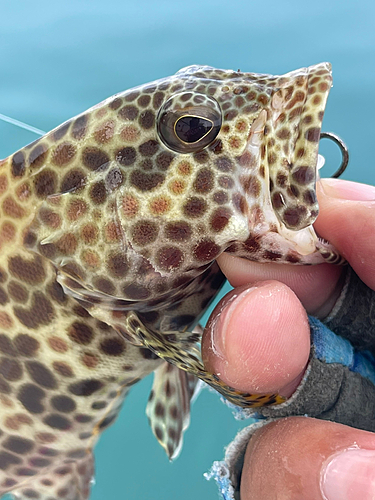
xmin=202 ymin=280 xmax=310 ymax=397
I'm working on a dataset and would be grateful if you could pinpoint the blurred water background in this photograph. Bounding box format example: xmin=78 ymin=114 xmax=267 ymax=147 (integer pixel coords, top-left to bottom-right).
xmin=0 ymin=1 xmax=374 ymax=499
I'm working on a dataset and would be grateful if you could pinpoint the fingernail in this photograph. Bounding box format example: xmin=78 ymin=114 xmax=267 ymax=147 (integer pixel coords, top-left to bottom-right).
xmin=321 ymin=448 xmax=375 ymax=500
xmin=321 ymin=179 xmax=375 ymax=201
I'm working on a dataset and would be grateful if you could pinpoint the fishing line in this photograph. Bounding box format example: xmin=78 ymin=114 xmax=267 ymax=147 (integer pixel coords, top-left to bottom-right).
xmin=0 ymin=113 xmax=45 ymax=136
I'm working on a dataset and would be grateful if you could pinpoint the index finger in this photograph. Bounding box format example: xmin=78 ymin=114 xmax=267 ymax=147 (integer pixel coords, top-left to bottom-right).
xmin=314 ymin=178 xmax=375 ymax=290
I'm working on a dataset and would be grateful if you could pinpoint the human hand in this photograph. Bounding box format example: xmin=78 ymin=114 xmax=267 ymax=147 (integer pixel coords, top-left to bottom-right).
xmin=202 ymin=178 xmax=375 ymax=499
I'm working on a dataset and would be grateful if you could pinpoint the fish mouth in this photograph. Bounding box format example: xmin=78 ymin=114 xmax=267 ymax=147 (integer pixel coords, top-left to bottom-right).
xmin=239 ymin=63 xmax=334 ymax=257
xmin=265 ymin=62 xmax=333 ymax=231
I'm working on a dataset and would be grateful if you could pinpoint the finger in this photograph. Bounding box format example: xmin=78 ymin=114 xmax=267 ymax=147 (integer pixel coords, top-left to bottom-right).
xmin=202 ymin=280 xmax=310 ymax=397
xmin=315 ymin=178 xmax=375 ymax=290
xmin=217 ymin=253 xmax=343 ymax=318
xmin=241 ymin=417 xmax=375 ymax=500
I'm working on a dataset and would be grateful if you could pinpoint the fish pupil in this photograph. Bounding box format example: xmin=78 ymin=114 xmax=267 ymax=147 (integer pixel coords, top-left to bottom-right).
xmin=175 ymin=116 xmax=212 ymax=143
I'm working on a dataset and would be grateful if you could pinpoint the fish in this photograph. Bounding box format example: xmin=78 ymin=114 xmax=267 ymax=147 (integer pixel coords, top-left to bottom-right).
xmin=0 ymin=62 xmax=340 ymax=499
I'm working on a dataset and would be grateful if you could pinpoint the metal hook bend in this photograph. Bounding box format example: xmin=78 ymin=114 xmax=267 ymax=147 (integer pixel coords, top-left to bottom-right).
xmin=319 ymin=132 xmax=349 ymax=178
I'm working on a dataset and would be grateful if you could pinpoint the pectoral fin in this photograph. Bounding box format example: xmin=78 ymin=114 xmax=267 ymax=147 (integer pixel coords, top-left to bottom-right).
xmin=120 ymin=311 xmax=285 ymax=409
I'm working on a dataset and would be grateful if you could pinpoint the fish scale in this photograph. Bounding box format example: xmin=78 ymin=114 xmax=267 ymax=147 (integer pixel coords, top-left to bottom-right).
xmin=0 ymin=63 xmax=341 ymax=499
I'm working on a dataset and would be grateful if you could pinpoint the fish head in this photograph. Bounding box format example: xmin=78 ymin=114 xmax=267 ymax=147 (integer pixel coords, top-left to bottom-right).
xmin=19 ymin=63 xmax=335 ymax=306
xmin=147 ymin=63 xmax=334 ymax=262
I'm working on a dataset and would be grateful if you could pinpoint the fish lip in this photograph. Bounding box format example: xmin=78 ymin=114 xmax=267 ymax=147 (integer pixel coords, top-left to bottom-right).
xmin=247 ymin=62 xmax=333 ymax=154
xmin=284 ymin=63 xmax=333 ymax=229
xmin=298 ymin=62 xmax=333 ymax=155
xmin=278 ymin=64 xmax=333 ymax=172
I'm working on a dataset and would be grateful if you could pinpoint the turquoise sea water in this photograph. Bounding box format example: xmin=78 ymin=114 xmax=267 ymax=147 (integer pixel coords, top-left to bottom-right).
xmin=0 ymin=1 xmax=374 ymax=499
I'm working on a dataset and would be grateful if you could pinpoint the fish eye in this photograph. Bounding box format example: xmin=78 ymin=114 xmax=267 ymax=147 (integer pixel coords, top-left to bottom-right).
xmin=157 ymin=92 xmax=222 ymax=153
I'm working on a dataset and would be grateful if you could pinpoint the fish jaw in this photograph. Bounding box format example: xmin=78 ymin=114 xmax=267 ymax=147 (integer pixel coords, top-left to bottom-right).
xmin=221 ymin=63 xmax=336 ymax=264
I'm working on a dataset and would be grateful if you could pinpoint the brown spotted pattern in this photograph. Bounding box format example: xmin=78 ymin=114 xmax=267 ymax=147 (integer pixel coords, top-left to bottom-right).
xmin=146 ymin=355 xmax=200 ymax=459
xmin=0 ymin=63 xmax=342 ymax=499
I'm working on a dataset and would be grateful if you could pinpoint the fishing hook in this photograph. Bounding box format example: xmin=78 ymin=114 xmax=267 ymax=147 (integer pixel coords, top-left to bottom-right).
xmin=320 ymin=132 xmax=349 ymax=178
